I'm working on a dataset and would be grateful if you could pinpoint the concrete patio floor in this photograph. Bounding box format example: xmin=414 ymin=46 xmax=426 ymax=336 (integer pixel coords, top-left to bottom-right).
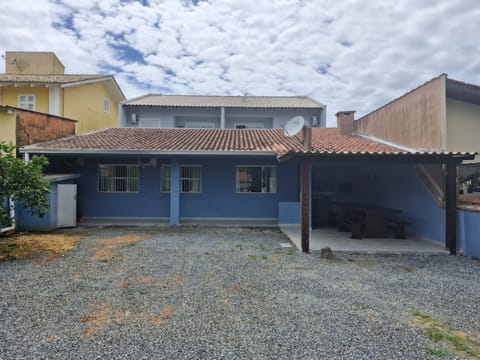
xmin=280 ymin=225 xmax=449 ymax=254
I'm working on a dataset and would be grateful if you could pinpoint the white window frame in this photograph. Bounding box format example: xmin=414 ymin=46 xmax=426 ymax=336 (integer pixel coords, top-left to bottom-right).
xmin=234 ymin=123 xmax=265 ymax=129
xmin=160 ymin=165 xmax=202 ymax=193
xmin=18 ymin=94 xmax=35 ymax=111
xmin=98 ymin=164 xmax=139 ymax=193
xmin=103 ymin=97 xmax=110 ymax=113
xmin=185 ymin=122 xmax=215 ymax=129
xmin=236 ymin=165 xmax=276 ymax=193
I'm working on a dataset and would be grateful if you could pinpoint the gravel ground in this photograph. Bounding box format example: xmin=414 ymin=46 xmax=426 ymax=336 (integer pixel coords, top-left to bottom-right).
xmin=1 ymin=226 xmax=479 ymax=359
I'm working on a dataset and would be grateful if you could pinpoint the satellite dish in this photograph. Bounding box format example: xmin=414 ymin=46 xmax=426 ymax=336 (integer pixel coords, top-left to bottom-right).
xmin=284 ymin=116 xmax=305 ymax=137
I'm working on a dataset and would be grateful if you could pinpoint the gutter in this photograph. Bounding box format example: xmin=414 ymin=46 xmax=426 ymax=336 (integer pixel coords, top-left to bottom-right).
xmin=19 ymin=149 xmax=278 ymax=156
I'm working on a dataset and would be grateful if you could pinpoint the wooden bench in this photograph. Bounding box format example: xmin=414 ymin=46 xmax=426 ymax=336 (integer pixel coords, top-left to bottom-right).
xmin=334 ymin=210 xmax=365 ymax=239
xmin=386 ymin=217 xmax=410 ymax=239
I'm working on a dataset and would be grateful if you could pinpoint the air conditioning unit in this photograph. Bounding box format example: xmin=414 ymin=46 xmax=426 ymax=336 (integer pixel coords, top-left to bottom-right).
xmin=139 ymin=158 xmax=158 ymax=168
xmin=131 ymin=113 xmax=138 ymax=124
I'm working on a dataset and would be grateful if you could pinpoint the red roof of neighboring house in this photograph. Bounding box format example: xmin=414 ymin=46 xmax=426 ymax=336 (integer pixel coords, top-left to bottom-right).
xmin=20 ymin=127 xmax=420 ymax=156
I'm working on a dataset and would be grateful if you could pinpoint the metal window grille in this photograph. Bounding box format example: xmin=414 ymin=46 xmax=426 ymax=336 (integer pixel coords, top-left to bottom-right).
xmin=160 ymin=165 xmax=171 ymax=192
xmin=98 ymin=165 xmax=139 ymax=192
xmin=181 ymin=166 xmax=201 ymax=193
xmin=236 ymin=166 xmax=276 ymax=193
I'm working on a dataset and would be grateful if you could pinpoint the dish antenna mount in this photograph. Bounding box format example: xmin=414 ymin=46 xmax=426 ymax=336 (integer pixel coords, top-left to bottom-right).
xmin=284 ymin=116 xmax=305 ymax=137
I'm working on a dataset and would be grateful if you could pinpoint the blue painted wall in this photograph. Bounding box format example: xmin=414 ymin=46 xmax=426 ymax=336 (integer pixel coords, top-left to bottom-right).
xmin=74 ymin=157 xmax=170 ymax=219
xmin=16 ymin=184 xmax=57 ymax=231
xmin=458 ymin=209 xmax=480 ymax=258
xmin=70 ymin=155 xmax=299 ymax=221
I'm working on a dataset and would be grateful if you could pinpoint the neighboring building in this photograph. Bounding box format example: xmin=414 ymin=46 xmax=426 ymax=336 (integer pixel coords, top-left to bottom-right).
xmin=0 ymin=51 xmax=125 ymax=135
xmin=119 ymin=94 xmax=326 ymax=129
xmin=352 ymin=74 xmax=480 ymax=164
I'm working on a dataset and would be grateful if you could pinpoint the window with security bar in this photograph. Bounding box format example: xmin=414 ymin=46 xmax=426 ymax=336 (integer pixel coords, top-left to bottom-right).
xmin=160 ymin=165 xmax=201 ymax=193
xmin=98 ymin=165 xmax=139 ymax=192
xmin=236 ymin=166 xmax=276 ymax=193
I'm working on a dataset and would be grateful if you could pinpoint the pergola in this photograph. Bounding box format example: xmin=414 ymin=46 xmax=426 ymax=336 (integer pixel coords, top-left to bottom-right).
xmin=279 ymin=151 xmax=476 ymax=254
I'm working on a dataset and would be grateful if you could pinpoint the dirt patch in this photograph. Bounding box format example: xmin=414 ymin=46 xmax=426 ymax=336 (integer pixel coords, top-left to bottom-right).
xmin=117 ymin=275 xmax=184 ymax=288
xmin=90 ymin=233 xmax=153 ymax=260
xmin=80 ymin=301 xmax=173 ymax=336
xmin=0 ymin=233 xmax=82 ymax=261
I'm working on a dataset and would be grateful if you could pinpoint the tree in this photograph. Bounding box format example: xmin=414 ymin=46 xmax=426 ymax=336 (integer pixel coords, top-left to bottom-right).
xmin=0 ymin=142 xmax=50 ymax=227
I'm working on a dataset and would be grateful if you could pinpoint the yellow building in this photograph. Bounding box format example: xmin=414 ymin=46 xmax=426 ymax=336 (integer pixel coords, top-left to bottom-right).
xmin=0 ymin=51 xmax=125 ymax=138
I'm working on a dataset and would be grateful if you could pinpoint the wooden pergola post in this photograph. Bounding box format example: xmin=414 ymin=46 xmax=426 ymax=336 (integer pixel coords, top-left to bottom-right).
xmin=445 ymin=160 xmax=458 ymax=255
xmin=300 ymin=159 xmax=310 ymax=253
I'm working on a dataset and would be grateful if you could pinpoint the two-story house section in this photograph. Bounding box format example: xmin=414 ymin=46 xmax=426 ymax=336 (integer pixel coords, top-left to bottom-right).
xmin=0 ymin=51 xmax=125 ymax=134
xmin=119 ymin=94 xmax=326 ymax=129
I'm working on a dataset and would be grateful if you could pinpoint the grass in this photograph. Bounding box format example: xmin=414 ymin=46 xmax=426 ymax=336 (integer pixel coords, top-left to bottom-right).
xmin=412 ymin=310 xmax=480 ymax=358
xmin=0 ymin=232 xmax=82 ymax=261
xmin=426 ymin=347 xmax=450 ymax=357
xmin=247 ymin=254 xmax=269 ymax=261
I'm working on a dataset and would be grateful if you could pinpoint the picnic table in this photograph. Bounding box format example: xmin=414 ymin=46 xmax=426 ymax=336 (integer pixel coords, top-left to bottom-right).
xmin=332 ymin=201 xmax=403 ymax=238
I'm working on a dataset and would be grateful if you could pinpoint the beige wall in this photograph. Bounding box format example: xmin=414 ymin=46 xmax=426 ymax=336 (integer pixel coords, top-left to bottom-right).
xmin=0 ymin=111 xmax=17 ymax=146
xmin=0 ymin=86 xmax=50 ymax=113
xmin=446 ymin=99 xmax=480 ymax=162
xmin=5 ymin=52 xmax=64 ymax=75
xmin=356 ymin=75 xmax=446 ymax=149
xmin=63 ymin=82 xmax=119 ymax=133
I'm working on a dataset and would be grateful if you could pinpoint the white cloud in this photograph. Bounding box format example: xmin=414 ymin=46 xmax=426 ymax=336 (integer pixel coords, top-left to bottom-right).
xmin=0 ymin=0 xmax=479 ymax=126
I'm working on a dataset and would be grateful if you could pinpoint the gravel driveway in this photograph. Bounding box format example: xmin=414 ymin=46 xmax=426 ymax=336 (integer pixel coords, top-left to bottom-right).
xmin=1 ymin=227 xmax=479 ymax=359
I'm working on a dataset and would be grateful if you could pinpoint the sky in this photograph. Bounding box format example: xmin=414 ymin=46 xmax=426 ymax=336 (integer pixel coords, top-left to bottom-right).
xmin=1 ymin=0 xmax=479 ymax=126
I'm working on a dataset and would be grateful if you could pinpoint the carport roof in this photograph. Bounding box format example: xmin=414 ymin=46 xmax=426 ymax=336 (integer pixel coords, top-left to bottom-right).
xmin=20 ymin=128 xmax=476 ymax=160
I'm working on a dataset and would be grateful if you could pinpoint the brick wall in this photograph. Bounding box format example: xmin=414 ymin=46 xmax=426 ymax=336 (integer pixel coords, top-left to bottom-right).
xmin=16 ymin=109 xmax=76 ymax=146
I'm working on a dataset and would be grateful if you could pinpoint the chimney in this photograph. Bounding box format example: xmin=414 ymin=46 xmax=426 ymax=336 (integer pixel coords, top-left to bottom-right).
xmin=302 ymin=126 xmax=312 ymax=151
xmin=336 ymin=111 xmax=356 ymax=136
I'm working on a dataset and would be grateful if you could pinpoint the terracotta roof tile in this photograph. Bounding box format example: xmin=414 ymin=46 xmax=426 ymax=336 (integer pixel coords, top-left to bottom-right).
xmin=0 ymin=74 xmax=110 ymax=84
xmin=22 ymin=127 xmax=408 ymax=156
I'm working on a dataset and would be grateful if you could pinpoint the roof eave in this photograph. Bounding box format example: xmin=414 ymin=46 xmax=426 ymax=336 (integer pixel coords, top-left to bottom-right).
xmin=19 ymin=148 xmax=277 ymax=156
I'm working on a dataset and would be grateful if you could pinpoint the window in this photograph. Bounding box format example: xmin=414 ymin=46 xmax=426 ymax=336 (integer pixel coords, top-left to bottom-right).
xmin=103 ymin=97 xmax=110 ymax=113
xmin=18 ymin=95 xmax=35 ymax=110
xmin=234 ymin=123 xmax=265 ymax=129
xmin=160 ymin=165 xmax=171 ymax=192
xmin=181 ymin=166 xmax=201 ymax=193
xmin=236 ymin=166 xmax=276 ymax=193
xmin=98 ymin=165 xmax=139 ymax=192
xmin=185 ymin=122 xmax=215 ymax=128
xmin=160 ymin=165 xmax=202 ymax=193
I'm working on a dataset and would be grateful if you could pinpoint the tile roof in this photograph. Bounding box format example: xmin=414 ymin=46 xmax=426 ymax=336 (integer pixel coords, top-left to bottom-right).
xmin=0 ymin=74 xmax=110 ymax=85
xmin=123 ymin=94 xmax=324 ymax=108
xmin=22 ymin=128 xmax=413 ymax=157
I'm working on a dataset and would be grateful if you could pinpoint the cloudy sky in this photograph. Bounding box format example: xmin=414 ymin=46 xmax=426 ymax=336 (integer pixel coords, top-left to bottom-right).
xmin=1 ymin=0 xmax=479 ymax=126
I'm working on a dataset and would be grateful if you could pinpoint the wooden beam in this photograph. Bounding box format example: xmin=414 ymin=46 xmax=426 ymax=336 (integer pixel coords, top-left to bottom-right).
xmin=445 ymin=161 xmax=457 ymax=255
xmin=300 ymin=160 xmax=310 ymax=253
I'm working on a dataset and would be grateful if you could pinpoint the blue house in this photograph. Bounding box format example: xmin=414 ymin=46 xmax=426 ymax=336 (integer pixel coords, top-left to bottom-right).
xmin=119 ymin=95 xmax=326 ymax=129
xmin=20 ymin=119 xmax=477 ymax=256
